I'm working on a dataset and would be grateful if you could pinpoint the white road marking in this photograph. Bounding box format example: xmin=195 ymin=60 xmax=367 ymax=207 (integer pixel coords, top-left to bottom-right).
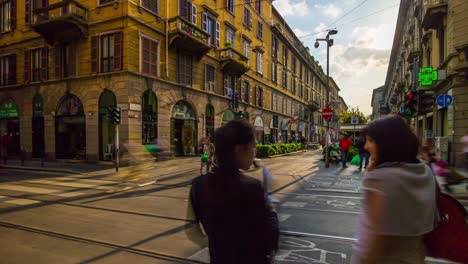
xmin=282 ymin=201 xmax=307 ymax=208
xmin=278 ymin=214 xmax=291 ymax=222
xmin=29 ymin=179 xmax=114 ymax=190
xmin=4 ymin=198 xmax=41 ymax=206
xmin=0 ymin=185 xmax=84 ymax=197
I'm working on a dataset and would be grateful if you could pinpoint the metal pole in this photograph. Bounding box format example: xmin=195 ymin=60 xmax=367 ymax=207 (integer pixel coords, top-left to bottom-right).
xmin=353 ymin=124 xmax=356 ymax=145
xmin=115 ymin=124 xmax=119 ymax=172
xmin=325 ymin=34 xmax=330 ymax=168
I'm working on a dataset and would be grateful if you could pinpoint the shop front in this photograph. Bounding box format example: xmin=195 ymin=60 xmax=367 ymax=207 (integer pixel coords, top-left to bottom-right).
xmin=254 ymin=116 xmax=264 ymax=144
xmin=142 ymin=90 xmax=158 ymax=145
xmin=290 ymin=120 xmax=298 ymax=142
xmin=205 ymin=104 xmax=215 ymax=140
xmin=98 ymin=90 xmax=116 ymax=161
xmin=0 ymin=100 xmax=20 ymax=157
xmin=55 ymin=94 xmax=86 ymax=160
xmin=297 ymin=122 xmax=304 ymax=142
xmin=222 ymin=109 xmax=235 ymax=126
xmin=171 ymin=101 xmax=197 ymax=156
xmin=270 ymin=115 xmax=279 ymax=144
xmin=281 ymin=119 xmax=289 ymax=144
xmin=32 ymin=94 xmax=45 ymax=158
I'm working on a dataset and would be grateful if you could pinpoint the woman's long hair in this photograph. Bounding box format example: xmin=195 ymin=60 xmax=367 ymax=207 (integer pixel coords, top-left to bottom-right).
xmin=363 ymin=115 xmax=420 ymax=166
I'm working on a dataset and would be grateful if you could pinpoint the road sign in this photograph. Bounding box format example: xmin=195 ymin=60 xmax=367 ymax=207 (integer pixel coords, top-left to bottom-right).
xmin=436 ymin=94 xmax=453 ymax=108
xmin=321 ymin=108 xmax=334 ymax=121
xmin=351 ymin=117 xmax=359 ymax=125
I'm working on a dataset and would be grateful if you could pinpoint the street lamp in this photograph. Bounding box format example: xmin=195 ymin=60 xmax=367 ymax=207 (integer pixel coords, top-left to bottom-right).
xmin=315 ymin=29 xmax=338 ymax=168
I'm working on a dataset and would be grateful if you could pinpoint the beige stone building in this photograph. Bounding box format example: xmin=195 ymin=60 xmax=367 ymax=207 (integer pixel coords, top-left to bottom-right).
xmin=381 ymin=0 xmax=468 ymax=167
xmin=0 ymin=0 xmax=344 ymax=163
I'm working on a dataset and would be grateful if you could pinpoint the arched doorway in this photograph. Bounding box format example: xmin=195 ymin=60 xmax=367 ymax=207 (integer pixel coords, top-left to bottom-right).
xmin=142 ymin=90 xmax=157 ymax=145
xmin=98 ymin=90 xmax=116 ymax=160
xmin=222 ymin=109 xmax=235 ymax=126
xmin=0 ymin=100 xmax=20 ymax=157
xmin=171 ymin=101 xmax=196 ymax=156
xmin=32 ymin=94 xmax=45 ymax=158
xmin=55 ymin=94 xmax=86 ymax=159
xmin=205 ymin=104 xmax=214 ymax=140
xmin=254 ymin=116 xmax=264 ymax=144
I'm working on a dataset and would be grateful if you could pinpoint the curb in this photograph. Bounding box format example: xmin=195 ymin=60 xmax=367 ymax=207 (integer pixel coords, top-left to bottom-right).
xmin=267 ymin=149 xmax=320 ymax=159
xmin=0 ymin=165 xmax=83 ymax=175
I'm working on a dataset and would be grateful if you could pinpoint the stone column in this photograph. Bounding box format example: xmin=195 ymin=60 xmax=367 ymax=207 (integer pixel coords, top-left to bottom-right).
xmin=19 ymin=115 xmax=32 ymax=160
xmin=44 ymin=114 xmax=55 ymax=161
xmin=85 ymin=112 xmax=99 ymax=163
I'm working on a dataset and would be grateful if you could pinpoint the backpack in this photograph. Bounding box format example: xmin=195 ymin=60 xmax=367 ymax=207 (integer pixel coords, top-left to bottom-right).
xmin=423 ymin=183 xmax=468 ymax=263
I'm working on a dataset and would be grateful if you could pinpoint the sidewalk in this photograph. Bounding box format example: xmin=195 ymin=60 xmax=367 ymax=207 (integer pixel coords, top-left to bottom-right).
xmin=0 ymin=159 xmax=114 ymax=174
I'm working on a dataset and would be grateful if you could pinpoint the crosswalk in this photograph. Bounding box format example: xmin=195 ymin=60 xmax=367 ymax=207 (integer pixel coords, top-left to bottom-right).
xmin=0 ymin=177 xmax=122 ymax=209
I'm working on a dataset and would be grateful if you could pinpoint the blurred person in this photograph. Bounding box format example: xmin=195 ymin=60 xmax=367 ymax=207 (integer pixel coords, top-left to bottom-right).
xmin=339 ymin=134 xmax=352 ymax=168
xmin=355 ymin=133 xmax=370 ymax=171
xmin=187 ymin=120 xmax=279 ymax=264
xmin=352 ymin=115 xmax=436 ymax=264
xmin=421 ymin=146 xmax=451 ymax=193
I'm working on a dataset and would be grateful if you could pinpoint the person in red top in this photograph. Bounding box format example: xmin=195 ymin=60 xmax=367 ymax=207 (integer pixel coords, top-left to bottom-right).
xmin=339 ymin=134 xmax=352 ymax=168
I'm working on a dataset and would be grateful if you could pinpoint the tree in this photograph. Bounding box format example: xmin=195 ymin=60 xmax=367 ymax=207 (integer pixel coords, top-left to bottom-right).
xmin=338 ymin=107 xmax=367 ymax=124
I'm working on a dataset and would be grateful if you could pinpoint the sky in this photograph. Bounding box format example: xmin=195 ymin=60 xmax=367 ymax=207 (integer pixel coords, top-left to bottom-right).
xmin=272 ymin=0 xmax=400 ymax=115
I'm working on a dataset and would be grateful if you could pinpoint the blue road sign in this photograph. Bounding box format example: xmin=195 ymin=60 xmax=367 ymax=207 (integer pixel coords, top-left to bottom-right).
xmin=436 ymin=94 xmax=453 ymax=107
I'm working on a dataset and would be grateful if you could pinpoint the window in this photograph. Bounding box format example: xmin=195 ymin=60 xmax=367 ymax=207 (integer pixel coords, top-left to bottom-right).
xmin=205 ymin=64 xmax=215 ymax=92
xmin=0 ymin=54 xmax=15 ymax=86
xmin=292 ymin=56 xmax=296 ymax=75
xmin=91 ymin=32 xmax=123 ymax=73
xmin=141 ymin=36 xmax=158 ymax=76
xmin=179 ymin=0 xmax=195 ymax=22
xmin=100 ymin=0 xmax=114 ymax=5
xmin=202 ymin=13 xmax=220 ymax=47
xmin=439 ymin=26 xmax=445 ymax=64
xmin=272 ymin=37 xmax=278 ymax=59
xmin=256 ymin=52 xmax=263 ymax=74
xmin=272 ymin=93 xmax=277 ymax=112
xmin=1 ymin=0 xmax=14 ymax=33
xmin=55 ymin=44 xmax=76 ymax=79
xmin=242 ymin=79 xmax=250 ymax=103
xmin=299 ymin=63 xmax=303 ymax=80
xmin=256 ymin=21 xmax=263 ymax=40
xmin=291 ymin=78 xmax=296 ymax=95
xmin=224 ymin=74 xmax=236 ymax=98
xmin=256 ymin=86 xmax=263 ymax=107
xmin=271 ymin=63 xmax=277 ymax=84
xmin=226 ymin=0 xmax=234 ymax=14
xmin=178 ymin=53 xmax=192 ymax=86
xmin=282 ymin=70 xmax=287 ymax=89
xmin=226 ymin=27 xmax=235 ymax=47
xmin=243 ymin=7 xmax=252 ymax=28
xmin=32 ymin=48 xmax=41 ymax=82
xmin=254 ymin=0 xmax=262 ymax=15
xmin=283 ymin=47 xmax=288 ymax=67
xmin=299 ymin=84 xmax=303 ymax=98
xmin=242 ymin=38 xmax=250 ymax=63
xmin=142 ymin=0 xmax=158 ymax=14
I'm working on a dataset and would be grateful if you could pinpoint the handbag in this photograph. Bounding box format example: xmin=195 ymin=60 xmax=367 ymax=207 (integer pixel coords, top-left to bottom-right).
xmin=423 ymin=183 xmax=468 ymax=263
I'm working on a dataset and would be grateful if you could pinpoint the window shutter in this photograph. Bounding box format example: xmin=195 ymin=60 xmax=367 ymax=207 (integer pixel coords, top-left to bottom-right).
xmin=11 ymin=0 xmax=16 ymax=30
xmin=249 ymin=12 xmax=252 ymax=28
xmin=91 ymin=36 xmax=98 ymax=73
xmin=55 ymin=45 xmax=62 ymax=79
xmin=41 ymin=47 xmax=48 ymax=81
xmin=223 ymin=76 xmax=228 ymax=96
xmin=25 ymin=0 xmax=30 ymax=24
xmin=114 ymin=32 xmax=123 ymax=71
xmin=191 ymin=4 xmax=197 ymax=25
xmin=240 ymin=80 xmax=245 ymax=102
xmin=215 ymin=21 xmax=220 ymax=47
xmin=202 ymin=12 xmax=207 ymax=31
xmin=24 ymin=50 xmax=30 ymax=83
xmin=9 ymin=55 xmax=16 ymax=84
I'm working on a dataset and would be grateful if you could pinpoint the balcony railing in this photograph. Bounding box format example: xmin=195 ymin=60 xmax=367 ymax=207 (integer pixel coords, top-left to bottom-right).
xmin=308 ymin=100 xmax=320 ymax=111
xmin=32 ymin=0 xmax=88 ymax=44
xmin=219 ymin=48 xmax=250 ymax=76
xmin=168 ymin=16 xmax=211 ymax=54
xmin=422 ymin=0 xmax=448 ymax=29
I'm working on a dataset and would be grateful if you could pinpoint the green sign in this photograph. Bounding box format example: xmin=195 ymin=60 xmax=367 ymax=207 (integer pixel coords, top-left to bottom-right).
xmin=0 ymin=101 xmax=18 ymax=118
xmin=419 ymin=67 xmax=438 ymax=86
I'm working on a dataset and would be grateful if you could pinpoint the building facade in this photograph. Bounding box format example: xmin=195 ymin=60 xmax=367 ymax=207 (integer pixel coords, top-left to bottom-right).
xmin=371 ymin=86 xmax=385 ymax=120
xmin=0 ymin=0 xmax=340 ymax=163
xmin=381 ymin=0 xmax=468 ymax=167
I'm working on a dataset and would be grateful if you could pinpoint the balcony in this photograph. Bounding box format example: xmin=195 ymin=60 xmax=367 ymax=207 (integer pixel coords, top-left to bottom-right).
xmin=168 ymin=17 xmax=211 ymax=55
xmin=32 ymin=0 xmax=88 ymax=45
xmin=407 ymin=40 xmax=421 ymax=63
xmin=219 ymin=48 xmax=250 ymax=76
xmin=308 ymin=100 xmax=320 ymax=111
xmin=422 ymin=0 xmax=448 ymax=30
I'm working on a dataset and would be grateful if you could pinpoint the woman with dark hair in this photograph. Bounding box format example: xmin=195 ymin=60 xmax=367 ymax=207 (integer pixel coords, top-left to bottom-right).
xmin=352 ymin=115 xmax=436 ymax=264
xmin=187 ymin=119 xmax=279 ymax=264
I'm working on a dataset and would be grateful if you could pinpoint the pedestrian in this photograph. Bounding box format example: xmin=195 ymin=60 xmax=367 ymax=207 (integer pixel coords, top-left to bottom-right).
xmin=462 ymin=131 xmax=468 ymax=170
xmin=355 ymin=134 xmax=370 ymax=171
xmin=187 ymin=120 xmax=279 ymax=264
xmin=339 ymin=134 xmax=352 ymax=168
xmin=421 ymin=146 xmax=451 ymax=193
xmin=352 ymin=115 xmax=436 ymax=264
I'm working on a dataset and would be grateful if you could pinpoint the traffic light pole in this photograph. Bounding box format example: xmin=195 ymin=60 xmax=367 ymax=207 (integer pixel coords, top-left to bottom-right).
xmin=325 ymin=35 xmax=330 ymax=168
xmin=115 ymin=124 xmax=119 ymax=172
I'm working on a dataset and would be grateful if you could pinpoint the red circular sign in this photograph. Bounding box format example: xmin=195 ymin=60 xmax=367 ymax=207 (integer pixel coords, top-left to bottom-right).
xmin=321 ymin=108 xmax=334 ymax=121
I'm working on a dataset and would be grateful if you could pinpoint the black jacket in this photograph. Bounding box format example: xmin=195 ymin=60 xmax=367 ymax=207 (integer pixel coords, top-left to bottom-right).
xmin=190 ymin=169 xmax=279 ymax=264
xmin=355 ymin=139 xmax=369 ymax=155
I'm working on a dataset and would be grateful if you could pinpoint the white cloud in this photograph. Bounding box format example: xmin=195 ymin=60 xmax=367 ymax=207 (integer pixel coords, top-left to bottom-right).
xmin=351 ymin=26 xmax=384 ymax=48
xmin=314 ymin=22 xmax=327 ymax=34
xmin=293 ymin=28 xmax=312 ymax=38
xmin=314 ymin=4 xmax=342 ymax=18
xmin=273 ymin=0 xmax=309 ymax=17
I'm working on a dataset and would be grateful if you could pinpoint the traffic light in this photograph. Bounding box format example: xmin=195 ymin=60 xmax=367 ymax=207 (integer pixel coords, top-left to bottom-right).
xmin=418 ymin=91 xmax=435 ymax=115
xmin=403 ymin=91 xmax=417 ymax=117
xmin=107 ymin=106 xmax=121 ymax=125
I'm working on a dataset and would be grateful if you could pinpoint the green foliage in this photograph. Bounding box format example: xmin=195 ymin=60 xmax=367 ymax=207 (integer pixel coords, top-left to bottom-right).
xmin=256 ymin=143 xmax=303 ymax=158
xmin=338 ymin=107 xmax=368 ymax=124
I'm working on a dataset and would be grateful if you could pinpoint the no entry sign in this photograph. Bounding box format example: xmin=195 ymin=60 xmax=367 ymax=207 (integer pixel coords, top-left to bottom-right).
xmin=321 ymin=108 xmax=334 ymax=121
